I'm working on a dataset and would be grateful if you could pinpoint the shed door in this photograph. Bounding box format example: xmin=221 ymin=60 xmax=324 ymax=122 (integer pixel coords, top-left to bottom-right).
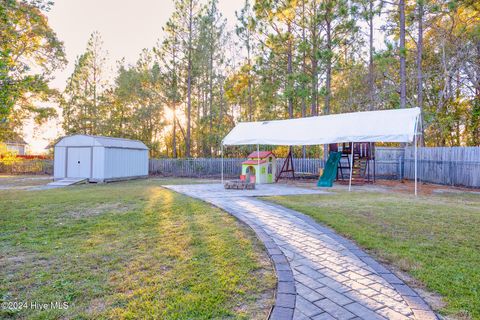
xmin=67 ymin=147 xmax=91 ymax=178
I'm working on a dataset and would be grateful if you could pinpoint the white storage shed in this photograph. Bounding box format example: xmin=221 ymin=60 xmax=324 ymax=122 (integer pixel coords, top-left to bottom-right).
xmin=54 ymin=135 xmax=149 ymax=182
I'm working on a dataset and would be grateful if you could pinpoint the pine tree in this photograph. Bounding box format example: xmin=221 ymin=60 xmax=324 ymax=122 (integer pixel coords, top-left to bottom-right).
xmin=235 ymin=0 xmax=257 ymax=121
xmin=156 ymin=17 xmax=183 ymax=157
xmin=62 ymin=31 xmax=107 ymax=135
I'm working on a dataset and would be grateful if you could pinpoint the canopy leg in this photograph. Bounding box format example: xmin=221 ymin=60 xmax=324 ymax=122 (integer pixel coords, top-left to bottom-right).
xmin=221 ymin=144 xmax=224 ymax=185
xmin=257 ymin=144 xmax=260 ymax=184
xmin=414 ymin=130 xmax=418 ymax=197
xmin=349 ymin=142 xmax=354 ymax=192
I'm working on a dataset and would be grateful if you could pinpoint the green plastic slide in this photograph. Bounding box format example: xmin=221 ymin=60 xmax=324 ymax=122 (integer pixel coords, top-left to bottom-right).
xmin=317 ymin=151 xmax=342 ymax=187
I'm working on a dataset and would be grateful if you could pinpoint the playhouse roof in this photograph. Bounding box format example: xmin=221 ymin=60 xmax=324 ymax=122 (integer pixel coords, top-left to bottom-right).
xmin=247 ymin=151 xmax=274 ymax=159
xmin=242 ymin=159 xmax=267 ymax=165
xmin=222 ymin=107 xmax=421 ymax=146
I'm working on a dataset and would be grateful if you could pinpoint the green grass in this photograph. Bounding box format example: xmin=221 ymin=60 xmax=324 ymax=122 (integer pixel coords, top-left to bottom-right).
xmin=265 ymin=191 xmax=480 ymax=320
xmin=0 ymin=179 xmax=275 ymax=319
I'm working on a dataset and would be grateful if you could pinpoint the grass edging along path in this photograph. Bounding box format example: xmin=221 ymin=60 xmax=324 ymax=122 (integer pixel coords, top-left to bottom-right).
xmin=265 ymin=191 xmax=480 ymax=320
xmin=0 ymin=179 xmax=276 ymax=319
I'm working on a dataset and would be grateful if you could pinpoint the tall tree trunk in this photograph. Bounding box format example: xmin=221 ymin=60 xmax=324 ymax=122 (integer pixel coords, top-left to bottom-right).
xmin=208 ymin=28 xmax=214 ymax=156
xmin=247 ymin=38 xmax=253 ymax=121
xmin=83 ymin=79 xmax=88 ymax=134
xmin=219 ymin=77 xmax=224 ymax=121
xmin=173 ymin=110 xmax=177 ymax=158
xmin=287 ymin=24 xmax=294 ymax=158
xmin=196 ymin=88 xmax=201 ymax=155
xmin=324 ymin=12 xmax=332 ymax=160
xmin=416 ymin=0 xmax=425 ymax=145
xmin=186 ymin=0 xmax=193 ymax=158
xmin=311 ymin=0 xmax=318 ymax=116
xmin=287 ymin=24 xmax=294 ymax=119
xmin=93 ymin=59 xmax=97 ymax=135
xmin=311 ymin=60 xmax=318 ymax=116
xmin=472 ymin=40 xmax=480 ymax=145
xmin=399 ymin=0 xmax=407 ymax=109
xmin=325 ymin=17 xmax=332 ymax=115
xmin=302 ymin=0 xmax=307 ymax=158
xmin=172 ymin=32 xmax=178 ymax=158
xmin=368 ymin=0 xmax=374 ymax=110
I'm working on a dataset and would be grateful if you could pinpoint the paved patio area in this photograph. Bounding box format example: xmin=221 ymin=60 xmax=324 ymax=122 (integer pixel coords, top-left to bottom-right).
xmin=164 ymin=183 xmax=438 ymax=320
xmin=165 ymin=182 xmax=329 ymax=198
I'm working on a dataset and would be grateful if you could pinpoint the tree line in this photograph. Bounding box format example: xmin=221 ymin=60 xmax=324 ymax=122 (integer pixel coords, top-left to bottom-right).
xmin=1 ymin=0 xmax=479 ymax=157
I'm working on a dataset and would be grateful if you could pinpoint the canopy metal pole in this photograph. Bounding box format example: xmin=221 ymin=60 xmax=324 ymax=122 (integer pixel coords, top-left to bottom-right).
xmin=221 ymin=143 xmax=224 ymax=185
xmin=414 ymin=119 xmax=418 ymax=197
xmin=257 ymin=144 xmax=260 ymax=183
xmin=414 ymin=134 xmax=418 ymax=196
xmin=349 ymin=142 xmax=354 ymax=192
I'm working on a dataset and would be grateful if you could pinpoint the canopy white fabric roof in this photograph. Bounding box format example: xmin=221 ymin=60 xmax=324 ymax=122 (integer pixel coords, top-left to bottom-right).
xmin=222 ymin=107 xmax=421 ymax=146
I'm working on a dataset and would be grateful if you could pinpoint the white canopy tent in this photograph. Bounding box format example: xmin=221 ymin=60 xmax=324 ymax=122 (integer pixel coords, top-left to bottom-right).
xmin=221 ymin=107 xmax=422 ymax=195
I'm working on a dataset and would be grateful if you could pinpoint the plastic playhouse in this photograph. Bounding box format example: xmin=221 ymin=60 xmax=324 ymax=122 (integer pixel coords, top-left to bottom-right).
xmin=241 ymin=151 xmax=276 ymax=184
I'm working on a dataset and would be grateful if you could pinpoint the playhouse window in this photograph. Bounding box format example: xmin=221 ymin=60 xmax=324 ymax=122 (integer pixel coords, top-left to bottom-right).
xmin=268 ymin=164 xmax=272 ymax=174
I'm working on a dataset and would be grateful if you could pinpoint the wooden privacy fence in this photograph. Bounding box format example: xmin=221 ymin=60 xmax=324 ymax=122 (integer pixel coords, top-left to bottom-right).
xmin=278 ymin=158 xmax=325 ymax=176
xmin=149 ymin=158 xmax=325 ymax=178
xmin=150 ymin=146 xmax=480 ymax=188
xmin=150 ymin=158 xmax=243 ymax=178
xmin=403 ymin=147 xmax=480 ymax=188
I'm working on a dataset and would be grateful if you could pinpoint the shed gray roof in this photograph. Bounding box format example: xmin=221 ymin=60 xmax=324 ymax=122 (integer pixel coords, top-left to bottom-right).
xmin=55 ymin=135 xmax=148 ymax=150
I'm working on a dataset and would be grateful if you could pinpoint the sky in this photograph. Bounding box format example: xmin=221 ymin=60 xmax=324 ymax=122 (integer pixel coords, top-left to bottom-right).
xmin=47 ymin=0 xmax=243 ymax=90
xmin=26 ymin=0 xmax=244 ymax=153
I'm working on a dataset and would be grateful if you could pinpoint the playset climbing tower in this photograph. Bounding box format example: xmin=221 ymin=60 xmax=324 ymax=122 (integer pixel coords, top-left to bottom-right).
xmin=329 ymin=142 xmax=376 ymax=184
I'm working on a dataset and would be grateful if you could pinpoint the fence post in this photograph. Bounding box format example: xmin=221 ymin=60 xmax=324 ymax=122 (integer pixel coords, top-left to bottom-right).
xmin=398 ymin=156 xmax=405 ymax=180
xmin=449 ymin=160 xmax=454 ymax=186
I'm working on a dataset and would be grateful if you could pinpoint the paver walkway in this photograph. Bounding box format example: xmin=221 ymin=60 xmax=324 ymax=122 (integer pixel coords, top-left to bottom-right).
xmin=164 ymin=184 xmax=438 ymax=320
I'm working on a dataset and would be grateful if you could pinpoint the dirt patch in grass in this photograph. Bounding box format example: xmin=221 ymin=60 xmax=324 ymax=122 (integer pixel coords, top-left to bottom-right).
xmin=370 ymin=179 xmax=479 ymax=196
xmin=278 ymin=178 xmax=480 ymax=196
xmin=65 ymin=202 xmax=137 ymax=219
xmin=85 ymin=298 xmax=107 ymax=316
xmin=2 ymin=251 xmax=35 ymax=266
xmin=0 ymin=175 xmax=51 ymax=189
xmin=0 ymin=250 xmax=49 ymax=276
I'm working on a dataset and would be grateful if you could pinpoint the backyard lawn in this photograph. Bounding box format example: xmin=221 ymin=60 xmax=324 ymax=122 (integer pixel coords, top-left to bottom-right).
xmin=0 ymin=179 xmax=275 ymax=319
xmin=266 ymin=191 xmax=480 ymax=319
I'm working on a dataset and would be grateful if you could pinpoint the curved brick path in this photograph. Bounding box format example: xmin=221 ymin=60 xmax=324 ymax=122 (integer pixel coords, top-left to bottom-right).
xmin=164 ymin=184 xmax=438 ymax=320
